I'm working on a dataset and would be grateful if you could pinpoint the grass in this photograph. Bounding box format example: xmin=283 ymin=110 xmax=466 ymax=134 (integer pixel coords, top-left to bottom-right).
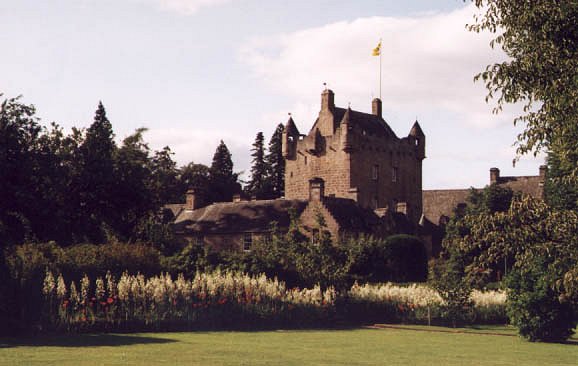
xmin=1 ymin=326 xmax=577 ymax=366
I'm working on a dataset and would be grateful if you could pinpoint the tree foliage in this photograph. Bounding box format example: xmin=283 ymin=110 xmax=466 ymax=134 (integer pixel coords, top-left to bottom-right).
xmin=245 ymin=132 xmax=268 ymax=199
xmin=469 ymin=1 xmax=578 ymax=176
xmin=452 ymin=195 xmax=578 ymax=341
xmin=208 ymin=140 xmax=239 ymax=203
xmin=265 ymin=123 xmax=285 ymax=198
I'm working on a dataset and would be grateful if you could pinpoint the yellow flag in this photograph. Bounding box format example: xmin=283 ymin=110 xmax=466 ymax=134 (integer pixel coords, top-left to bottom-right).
xmin=372 ymin=40 xmax=381 ymax=56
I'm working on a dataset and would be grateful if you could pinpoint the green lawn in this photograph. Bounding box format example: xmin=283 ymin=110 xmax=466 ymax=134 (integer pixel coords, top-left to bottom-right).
xmin=1 ymin=326 xmax=577 ymax=366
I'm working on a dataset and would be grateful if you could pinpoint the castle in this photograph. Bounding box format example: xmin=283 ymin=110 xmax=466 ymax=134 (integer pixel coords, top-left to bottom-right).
xmin=282 ymin=89 xmax=425 ymax=225
xmin=168 ymin=88 xmax=545 ymax=256
xmin=169 ymin=89 xmax=424 ymax=252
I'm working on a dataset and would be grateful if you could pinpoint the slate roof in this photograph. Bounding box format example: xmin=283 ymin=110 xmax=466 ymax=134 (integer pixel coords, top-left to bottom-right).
xmin=172 ymin=196 xmax=383 ymax=236
xmin=321 ymin=197 xmax=381 ymax=232
xmin=173 ymin=199 xmax=308 ymax=234
xmin=334 ymin=107 xmax=397 ymax=138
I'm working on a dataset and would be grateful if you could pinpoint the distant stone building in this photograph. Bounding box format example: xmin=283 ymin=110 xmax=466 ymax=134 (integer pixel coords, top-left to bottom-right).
xmin=422 ymin=165 xmax=547 ymax=226
xmin=168 ymin=89 xmax=424 ymax=251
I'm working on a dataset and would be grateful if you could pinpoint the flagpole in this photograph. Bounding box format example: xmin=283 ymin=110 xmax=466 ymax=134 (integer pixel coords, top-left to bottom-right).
xmin=379 ymin=40 xmax=382 ymax=100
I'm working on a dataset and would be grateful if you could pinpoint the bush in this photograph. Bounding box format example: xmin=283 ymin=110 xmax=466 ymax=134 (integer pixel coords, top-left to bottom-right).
xmin=383 ymin=235 xmax=428 ymax=282
xmin=59 ymin=242 xmax=162 ymax=279
xmin=506 ymin=256 xmax=577 ymax=342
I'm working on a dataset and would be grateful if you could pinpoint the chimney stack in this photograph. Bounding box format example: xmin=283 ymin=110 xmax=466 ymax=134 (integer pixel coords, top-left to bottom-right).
xmin=539 ymin=165 xmax=547 ymax=180
xmin=321 ymin=89 xmax=335 ymax=112
xmin=372 ymin=98 xmax=382 ymax=118
xmin=309 ymin=177 xmax=325 ymax=201
xmin=186 ymin=188 xmax=203 ymax=210
xmin=490 ymin=167 xmax=500 ymax=184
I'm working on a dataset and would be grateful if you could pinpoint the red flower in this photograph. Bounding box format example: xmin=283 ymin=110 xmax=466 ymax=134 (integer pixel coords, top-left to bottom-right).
xmin=107 ymin=297 xmax=114 ymax=304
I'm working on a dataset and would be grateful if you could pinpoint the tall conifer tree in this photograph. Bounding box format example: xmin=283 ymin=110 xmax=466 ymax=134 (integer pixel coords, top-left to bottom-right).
xmin=265 ymin=123 xmax=285 ymax=198
xmin=76 ymin=102 xmax=117 ymax=241
xmin=208 ymin=140 xmax=239 ymax=203
xmin=246 ymin=132 xmax=267 ymax=199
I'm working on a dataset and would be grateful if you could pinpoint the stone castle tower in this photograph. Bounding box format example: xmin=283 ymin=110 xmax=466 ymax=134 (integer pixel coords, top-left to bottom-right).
xmin=282 ymin=89 xmax=425 ymax=224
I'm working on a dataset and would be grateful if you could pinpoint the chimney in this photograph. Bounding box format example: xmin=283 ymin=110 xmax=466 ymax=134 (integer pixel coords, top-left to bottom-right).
xmin=321 ymin=89 xmax=335 ymax=112
xmin=539 ymin=165 xmax=547 ymax=180
xmin=490 ymin=167 xmax=500 ymax=184
xmin=372 ymin=98 xmax=382 ymax=118
xmin=309 ymin=177 xmax=325 ymax=201
xmin=185 ymin=188 xmax=203 ymax=210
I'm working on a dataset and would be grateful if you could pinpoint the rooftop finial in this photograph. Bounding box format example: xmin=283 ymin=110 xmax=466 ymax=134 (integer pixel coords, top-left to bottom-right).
xmin=323 ymin=82 xmax=327 ymax=91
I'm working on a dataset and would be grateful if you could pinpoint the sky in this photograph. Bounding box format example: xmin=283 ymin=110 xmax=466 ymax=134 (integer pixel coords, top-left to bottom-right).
xmin=0 ymin=0 xmax=545 ymax=189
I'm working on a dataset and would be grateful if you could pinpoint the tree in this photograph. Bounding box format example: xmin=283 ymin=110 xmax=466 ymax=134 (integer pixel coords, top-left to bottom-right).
xmin=208 ymin=140 xmax=239 ymax=203
xmin=545 ymin=149 xmax=578 ymax=210
xmin=179 ymin=162 xmax=210 ymax=201
xmin=469 ymin=1 xmax=578 ymax=181
xmin=149 ymin=146 xmax=181 ymax=206
xmin=455 ymin=196 xmax=578 ymax=341
xmin=112 ymin=128 xmax=155 ymax=239
xmin=265 ymin=123 xmax=285 ymax=198
xmin=0 ymin=95 xmax=41 ymax=245
xmin=75 ymin=102 xmax=117 ymax=242
xmin=245 ymin=132 xmax=268 ymax=199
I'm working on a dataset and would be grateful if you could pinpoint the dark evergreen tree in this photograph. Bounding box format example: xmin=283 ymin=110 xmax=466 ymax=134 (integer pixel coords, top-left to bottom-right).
xmin=208 ymin=140 xmax=239 ymax=203
xmin=245 ymin=132 xmax=268 ymax=199
xmin=75 ymin=102 xmax=117 ymax=242
xmin=265 ymin=123 xmax=285 ymax=198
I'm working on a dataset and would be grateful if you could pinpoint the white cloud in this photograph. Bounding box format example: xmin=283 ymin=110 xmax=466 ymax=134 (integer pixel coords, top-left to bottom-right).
xmin=134 ymin=0 xmax=234 ymax=15
xmin=238 ymin=4 xmax=510 ymax=131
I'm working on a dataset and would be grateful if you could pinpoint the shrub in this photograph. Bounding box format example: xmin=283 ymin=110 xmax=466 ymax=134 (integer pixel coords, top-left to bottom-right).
xmin=383 ymin=235 xmax=428 ymax=282
xmin=506 ymin=255 xmax=577 ymax=342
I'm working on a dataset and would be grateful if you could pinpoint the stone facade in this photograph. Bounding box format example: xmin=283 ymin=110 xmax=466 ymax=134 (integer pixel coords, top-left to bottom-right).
xmin=283 ymin=89 xmax=425 ymax=225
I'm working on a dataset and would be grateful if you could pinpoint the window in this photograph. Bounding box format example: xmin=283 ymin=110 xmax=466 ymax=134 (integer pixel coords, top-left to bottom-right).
xmin=392 ymin=167 xmax=398 ymax=182
xmin=243 ymin=233 xmax=252 ymax=252
xmin=311 ymin=229 xmax=320 ymax=245
xmin=195 ymin=235 xmax=204 ymax=246
xmin=304 ymin=156 xmax=308 ymax=165
xmin=372 ymin=165 xmax=379 ymax=180
xmin=372 ymin=197 xmax=379 ymax=209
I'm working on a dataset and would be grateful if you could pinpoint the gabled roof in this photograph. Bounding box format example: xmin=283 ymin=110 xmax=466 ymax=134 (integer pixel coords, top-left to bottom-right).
xmin=173 ymin=199 xmax=308 ymax=234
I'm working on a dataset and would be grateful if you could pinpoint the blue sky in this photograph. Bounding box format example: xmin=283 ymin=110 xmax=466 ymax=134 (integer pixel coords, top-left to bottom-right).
xmin=0 ymin=0 xmax=544 ymax=189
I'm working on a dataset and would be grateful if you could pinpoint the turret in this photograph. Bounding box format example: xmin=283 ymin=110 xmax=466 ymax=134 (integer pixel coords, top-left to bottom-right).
xmin=282 ymin=116 xmax=299 ymax=160
xmin=340 ymin=108 xmax=353 ymax=152
xmin=409 ymin=120 xmax=425 ymax=160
